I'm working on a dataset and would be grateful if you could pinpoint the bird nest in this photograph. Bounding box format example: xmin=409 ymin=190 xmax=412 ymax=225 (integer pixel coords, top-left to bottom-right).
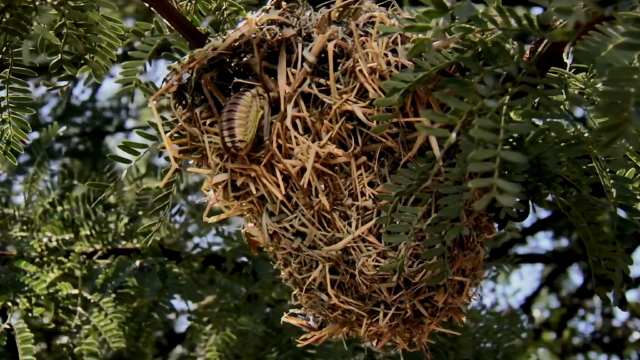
xmin=150 ymin=0 xmax=496 ymax=353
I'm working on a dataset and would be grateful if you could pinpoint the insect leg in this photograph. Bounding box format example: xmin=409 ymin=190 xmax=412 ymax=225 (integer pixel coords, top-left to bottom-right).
xmin=262 ymin=99 xmax=271 ymax=150
xmin=201 ymin=75 xmax=232 ymax=155
xmin=150 ymin=99 xmax=179 ymax=188
xmin=250 ymin=39 xmax=276 ymax=150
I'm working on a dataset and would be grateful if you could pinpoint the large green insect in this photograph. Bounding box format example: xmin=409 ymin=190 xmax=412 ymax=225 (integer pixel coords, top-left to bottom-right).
xmin=200 ymin=53 xmax=277 ymax=157
xmin=219 ymin=85 xmax=270 ymax=155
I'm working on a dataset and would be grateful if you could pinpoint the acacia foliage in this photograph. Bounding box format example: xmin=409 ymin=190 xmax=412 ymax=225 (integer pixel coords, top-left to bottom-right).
xmin=375 ymin=0 xmax=640 ymax=310
xmin=1 ymin=0 xmax=640 ymax=360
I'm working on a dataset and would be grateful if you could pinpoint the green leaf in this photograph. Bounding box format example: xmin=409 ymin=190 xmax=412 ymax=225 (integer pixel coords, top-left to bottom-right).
xmin=383 ymin=233 xmax=410 ymax=244
xmin=468 ymin=178 xmax=495 ymax=188
xmin=421 ymin=236 xmax=445 ymax=247
xmin=387 ymin=224 xmax=413 ymax=232
xmin=438 ymin=194 xmax=463 ymax=205
xmin=153 ymin=190 xmax=173 ymax=204
xmin=390 ymin=175 xmax=413 ymax=185
xmin=422 ymin=258 xmax=445 ymax=272
xmin=121 ymin=60 xmax=146 ymax=69
xmin=122 ymin=141 xmax=149 ymax=150
xmin=138 ymin=221 xmax=160 ymax=233
xmin=419 ymin=110 xmax=459 ymax=125
xmin=383 ymin=183 xmax=405 ymax=193
xmin=468 ymin=162 xmax=496 ymax=173
xmin=6 ymin=95 xmax=35 ymax=103
xmin=430 ymin=0 xmax=450 ymax=11
xmin=115 ymin=76 xmax=138 ymax=85
xmin=391 ymin=213 xmax=418 ymax=222
xmin=86 ymin=182 xmax=112 ymax=190
xmin=404 ymin=24 xmax=432 ymax=33
xmin=117 ymin=145 xmax=141 ymax=157
xmin=1 ymin=151 xmax=18 ymax=165
xmin=444 ymin=226 xmax=463 ymax=243
xmin=474 ymin=117 xmax=500 ymax=129
xmin=376 ymin=25 xmax=402 ymax=34
xmin=415 ymin=123 xmax=452 ymax=137
xmin=438 ymin=205 xmax=461 ymax=218
xmin=419 ymin=8 xmax=450 ymax=21
xmin=473 ymin=192 xmax=495 ymax=211
xmin=614 ymin=41 xmax=640 ymax=53
xmin=153 ymin=18 xmax=166 ymax=34
xmin=407 ymin=38 xmax=429 ymax=58
xmin=135 ymin=130 xmax=158 ymax=141
xmin=433 ymin=92 xmax=472 ymax=111
xmin=107 ymin=154 xmax=133 ymax=165
xmin=95 ymin=0 xmax=118 ymax=9
xmin=495 ymin=179 xmax=524 ymax=193
xmin=379 ymin=258 xmax=403 ymax=272
xmin=374 ymin=94 xmax=401 ymax=107
xmin=495 ymin=193 xmax=518 ymax=207
xmin=468 ymin=148 xmax=498 ymax=161
xmin=507 ymin=122 xmax=536 ymax=134
xmin=398 ymin=206 xmax=423 ymax=214
xmin=424 ymin=223 xmax=448 ymax=233
xmin=377 ymin=194 xmax=396 ymax=202
xmin=422 ymin=245 xmax=446 ymax=259
xmin=33 ymin=24 xmax=61 ymax=45
xmin=425 ymin=271 xmax=448 ymax=286
xmin=398 ymin=169 xmax=419 ymax=180
xmin=9 ymin=116 xmax=32 ymax=132
xmin=11 ymin=319 xmax=36 ymax=360
xmin=370 ymin=122 xmax=391 ymax=135
xmin=376 ymin=216 xmax=391 ymax=225
xmin=500 ymin=151 xmax=528 ymax=164
xmin=452 ymin=25 xmax=475 ymax=35
xmin=382 ymin=81 xmax=406 ymax=91
xmin=469 ymin=128 xmax=500 ymax=142
xmin=9 ymin=67 xmax=38 ymax=77
xmin=370 ymin=113 xmax=395 ymax=122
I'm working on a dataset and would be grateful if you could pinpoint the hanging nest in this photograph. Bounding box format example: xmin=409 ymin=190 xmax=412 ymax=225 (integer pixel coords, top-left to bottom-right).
xmin=150 ymin=0 xmax=496 ymax=352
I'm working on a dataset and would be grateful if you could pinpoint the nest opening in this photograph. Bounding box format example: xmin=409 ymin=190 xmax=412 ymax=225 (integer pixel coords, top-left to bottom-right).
xmin=152 ymin=0 xmax=497 ymax=352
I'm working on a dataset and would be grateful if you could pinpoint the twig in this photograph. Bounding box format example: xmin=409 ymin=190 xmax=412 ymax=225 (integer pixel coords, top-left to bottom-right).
xmin=141 ymin=0 xmax=207 ymax=49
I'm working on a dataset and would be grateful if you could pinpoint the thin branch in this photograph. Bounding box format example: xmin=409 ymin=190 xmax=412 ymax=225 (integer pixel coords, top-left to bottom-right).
xmin=0 ymin=244 xmax=256 ymax=280
xmin=524 ymin=13 xmax=613 ymax=77
xmin=511 ymin=250 xmax=583 ymax=265
xmin=141 ymin=0 xmax=207 ymax=49
xmin=57 ymin=125 xmax=150 ymax=141
xmin=520 ymin=262 xmax=572 ymax=318
xmin=487 ymin=210 xmax=569 ymax=262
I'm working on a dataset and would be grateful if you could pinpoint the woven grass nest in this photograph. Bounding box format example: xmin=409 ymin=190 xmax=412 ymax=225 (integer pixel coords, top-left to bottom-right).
xmin=151 ymin=0 xmax=496 ymax=352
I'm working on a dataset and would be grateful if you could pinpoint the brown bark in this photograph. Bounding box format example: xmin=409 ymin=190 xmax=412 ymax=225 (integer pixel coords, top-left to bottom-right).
xmin=141 ymin=0 xmax=207 ymax=49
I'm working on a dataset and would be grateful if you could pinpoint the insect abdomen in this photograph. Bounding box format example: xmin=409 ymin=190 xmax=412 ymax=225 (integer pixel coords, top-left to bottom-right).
xmin=220 ymin=86 xmax=268 ymax=154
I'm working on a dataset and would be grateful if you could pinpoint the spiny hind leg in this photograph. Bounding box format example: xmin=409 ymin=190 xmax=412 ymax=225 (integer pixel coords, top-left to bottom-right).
xmin=248 ymin=39 xmax=278 ymax=96
xmin=262 ymin=100 xmax=271 ymax=147
xmin=201 ymin=75 xmax=232 ymax=155
xmin=248 ymin=39 xmax=278 ymax=148
xmin=151 ymin=99 xmax=179 ymax=188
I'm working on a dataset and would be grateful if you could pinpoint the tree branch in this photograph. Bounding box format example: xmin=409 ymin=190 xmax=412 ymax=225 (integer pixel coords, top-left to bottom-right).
xmin=0 ymin=244 xmax=256 ymax=280
xmin=57 ymin=125 xmax=150 ymax=142
xmin=524 ymin=13 xmax=613 ymax=77
xmin=511 ymin=249 xmax=583 ymax=265
xmin=520 ymin=262 xmax=573 ymax=318
xmin=141 ymin=0 xmax=207 ymax=49
xmin=487 ymin=210 xmax=569 ymax=262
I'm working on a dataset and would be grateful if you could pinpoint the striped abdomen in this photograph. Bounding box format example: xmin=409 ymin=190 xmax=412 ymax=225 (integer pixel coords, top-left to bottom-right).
xmin=219 ymin=86 xmax=268 ymax=155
